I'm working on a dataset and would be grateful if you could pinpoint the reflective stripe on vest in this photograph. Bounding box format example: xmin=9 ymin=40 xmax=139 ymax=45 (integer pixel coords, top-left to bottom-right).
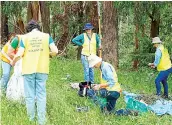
xmin=101 ymin=66 xmax=121 ymax=92
xmin=157 ymin=45 xmax=171 ymax=71
xmin=81 ymin=33 xmax=96 ymax=56
xmin=22 ymin=30 xmax=49 ymax=74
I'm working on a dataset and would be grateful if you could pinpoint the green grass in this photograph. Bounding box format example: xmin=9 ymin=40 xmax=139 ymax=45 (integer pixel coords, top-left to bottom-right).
xmin=1 ymin=57 xmax=172 ymax=125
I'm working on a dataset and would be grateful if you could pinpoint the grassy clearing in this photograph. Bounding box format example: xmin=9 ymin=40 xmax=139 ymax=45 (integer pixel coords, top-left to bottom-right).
xmin=1 ymin=57 xmax=172 ymax=125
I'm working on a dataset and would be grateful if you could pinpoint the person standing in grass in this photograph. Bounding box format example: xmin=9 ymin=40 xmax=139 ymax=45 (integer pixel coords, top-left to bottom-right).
xmin=5 ymin=34 xmax=26 ymax=101
xmin=12 ymin=20 xmax=58 ymax=125
xmin=87 ymin=54 xmax=121 ymax=113
xmin=148 ymin=37 xmax=172 ymax=98
xmin=72 ymin=23 xmax=101 ymax=84
xmin=0 ymin=33 xmax=16 ymax=93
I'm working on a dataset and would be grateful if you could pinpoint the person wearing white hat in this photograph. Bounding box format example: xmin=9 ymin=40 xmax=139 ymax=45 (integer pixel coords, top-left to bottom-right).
xmin=148 ymin=37 xmax=172 ymax=98
xmin=87 ymin=54 xmax=121 ymax=113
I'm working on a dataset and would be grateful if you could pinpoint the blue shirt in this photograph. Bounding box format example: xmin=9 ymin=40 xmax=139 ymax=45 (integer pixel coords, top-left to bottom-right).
xmin=20 ymin=36 xmax=54 ymax=48
xmin=154 ymin=45 xmax=162 ymax=67
xmin=72 ymin=33 xmax=101 ymax=48
xmin=100 ymin=61 xmax=116 ymax=88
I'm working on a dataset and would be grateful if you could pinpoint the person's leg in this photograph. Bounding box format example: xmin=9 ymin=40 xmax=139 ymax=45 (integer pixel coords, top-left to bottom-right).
xmin=89 ymin=67 xmax=94 ymax=83
xmin=87 ymin=89 xmax=97 ymax=102
xmin=99 ymin=89 xmax=108 ymax=112
xmin=35 ymin=73 xmax=48 ymax=125
xmin=162 ymin=78 xmax=168 ymax=98
xmin=1 ymin=61 xmax=11 ymax=91
xmin=81 ymin=55 xmax=89 ymax=82
xmin=155 ymin=71 xmax=167 ymax=96
xmin=23 ymin=74 xmax=36 ymax=121
xmin=162 ymin=70 xmax=170 ymax=98
xmin=87 ymin=89 xmax=105 ymax=107
xmin=168 ymin=67 xmax=172 ymax=73
xmin=106 ymin=91 xmax=120 ymax=112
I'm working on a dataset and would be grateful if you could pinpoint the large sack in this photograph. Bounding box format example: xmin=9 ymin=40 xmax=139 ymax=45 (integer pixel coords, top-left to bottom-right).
xmin=6 ymin=59 xmax=25 ymax=102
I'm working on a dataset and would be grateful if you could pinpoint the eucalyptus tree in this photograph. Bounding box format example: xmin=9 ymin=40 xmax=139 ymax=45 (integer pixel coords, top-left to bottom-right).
xmin=102 ymin=1 xmax=119 ymax=68
xmin=27 ymin=1 xmax=50 ymax=34
xmin=1 ymin=1 xmax=27 ymax=43
xmin=1 ymin=1 xmax=9 ymax=44
xmin=114 ymin=1 xmax=172 ymax=69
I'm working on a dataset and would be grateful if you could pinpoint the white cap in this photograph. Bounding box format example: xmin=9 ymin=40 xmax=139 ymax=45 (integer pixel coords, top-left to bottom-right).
xmin=88 ymin=54 xmax=102 ymax=68
xmin=152 ymin=37 xmax=162 ymax=44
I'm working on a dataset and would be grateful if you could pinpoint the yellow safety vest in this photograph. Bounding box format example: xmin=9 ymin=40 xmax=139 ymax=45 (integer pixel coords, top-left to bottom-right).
xmin=81 ymin=33 xmax=97 ymax=56
xmin=157 ymin=45 xmax=171 ymax=71
xmin=0 ymin=43 xmax=11 ymax=64
xmin=22 ymin=30 xmax=49 ymax=74
xmin=0 ymin=35 xmax=23 ymax=63
xmin=101 ymin=66 xmax=121 ymax=92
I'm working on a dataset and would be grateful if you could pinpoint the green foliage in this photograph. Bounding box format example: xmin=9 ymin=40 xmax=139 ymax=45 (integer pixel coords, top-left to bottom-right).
xmin=65 ymin=44 xmax=78 ymax=59
xmin=2 ymin=1 xmax=27 ymax=18
xmin=1 ymin=1 xmax=172 ymax=68
xmin=1 ymin=58 xmax=172 ymax=125
xmin=116 ymin=1 xmax=172 ymax=68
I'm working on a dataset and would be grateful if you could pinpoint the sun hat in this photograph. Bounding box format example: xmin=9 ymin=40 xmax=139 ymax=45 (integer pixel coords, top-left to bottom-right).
xmin=83 ymin=23 xmax=94 ymax=30
xmin=88 ymin=54 xmax=102 ymax=68
xmin=152 ymin=37 xmax=162 ymax=44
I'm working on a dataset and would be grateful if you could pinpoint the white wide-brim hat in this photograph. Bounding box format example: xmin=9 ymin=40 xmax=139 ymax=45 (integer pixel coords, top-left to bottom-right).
xmin=152 ymin=37 xmax=162 ymax=44
xmin=88 ymin=54 xmax=102 ymax=68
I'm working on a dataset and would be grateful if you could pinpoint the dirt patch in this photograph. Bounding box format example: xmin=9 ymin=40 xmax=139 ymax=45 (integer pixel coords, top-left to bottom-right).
xmin=135 ymin=94 xmax=160 ymax=105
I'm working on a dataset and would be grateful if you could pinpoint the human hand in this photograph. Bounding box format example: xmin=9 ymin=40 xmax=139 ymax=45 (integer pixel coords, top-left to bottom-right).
xmin=49 ymin=52 xmax=57 ymax=57
xmin=148 ymin=63 xmax=154 ymax=66
xmin=98 ymin=46 xmax=102 ymax=50
xmin=148 ymin=63 xmax=155 ymax=69
xmin=10 ymin=60 xmax=14 ymax=66
xmin=150 ymin=65 xmax=156 ymax=69
xmin=93 ymin=84 xmax=100 ymax=90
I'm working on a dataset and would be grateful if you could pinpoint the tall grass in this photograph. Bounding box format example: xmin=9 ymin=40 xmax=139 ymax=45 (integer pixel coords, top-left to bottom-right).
xmin=1 ymin=57 xmax=172 ymax=125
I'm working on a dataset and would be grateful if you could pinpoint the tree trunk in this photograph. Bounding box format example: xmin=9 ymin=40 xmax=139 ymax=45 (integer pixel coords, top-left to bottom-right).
xmin=85 ymin=2 xmax=99 ymax=33
xmin=77 ymin=1 xmax=84 ymax=60
xmin=27 ymin=1 xmax=40 ymax=22
xmin=54 ymin=2 xmax=70 ymax=53
xmin=149 ymin=4 xmax=160 ymax=38
xmin=102 ymin=1 xmax=118 ymax=68
xmin=39 ymin=1 xmax=50 ymax=34
xmin=1 ymin=1 xmax=8 ymax=44
xmin=133 ymin=23 xmax=139 ymax=69
xmin=14 ymin=17 xmax=25 ymax=34
xmin=133 ymin=2 xmax=139 ymax=69
xmin=150 ymin=19 xmax=160 ymax=38
xmin=90 ymin=1 xmax=99 ymax=33
xmin=27 ymin=1 xmax=50 ymax=35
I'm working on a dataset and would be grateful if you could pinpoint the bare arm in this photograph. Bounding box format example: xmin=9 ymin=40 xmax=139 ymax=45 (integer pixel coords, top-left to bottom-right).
xmin=11 ymin=47 xmax=24 ymax=66
xmin=7 ymin=45 xmax=16 ymax=59
xmin=49 ymin=43 xmax=58 ymax=56
xmin=1 ymin=50 xmax=12 ymax=62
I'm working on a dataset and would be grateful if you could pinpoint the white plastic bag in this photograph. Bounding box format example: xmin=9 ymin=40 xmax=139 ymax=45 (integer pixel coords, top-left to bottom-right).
xmin=6 ymin=59 xmax=25 ymax=102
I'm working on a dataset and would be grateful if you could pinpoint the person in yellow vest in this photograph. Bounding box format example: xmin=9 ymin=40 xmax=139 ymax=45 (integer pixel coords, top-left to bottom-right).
xmin=12 ymin=20 xmax=58 ymax=125
xmin=72 ymin=23 xmax=101 ymax=84
xmin=7 ymin=34 xmax=24 ymax=62
xmin=148 ymin=37 xmax=172 ymax=98
xmin=0 ymin=33 xmax=16 ymax=92
xmin=5 ymin=35 xmax=25 ymax=101
xmin=87 ymin=54 xmax=121 ymax=113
